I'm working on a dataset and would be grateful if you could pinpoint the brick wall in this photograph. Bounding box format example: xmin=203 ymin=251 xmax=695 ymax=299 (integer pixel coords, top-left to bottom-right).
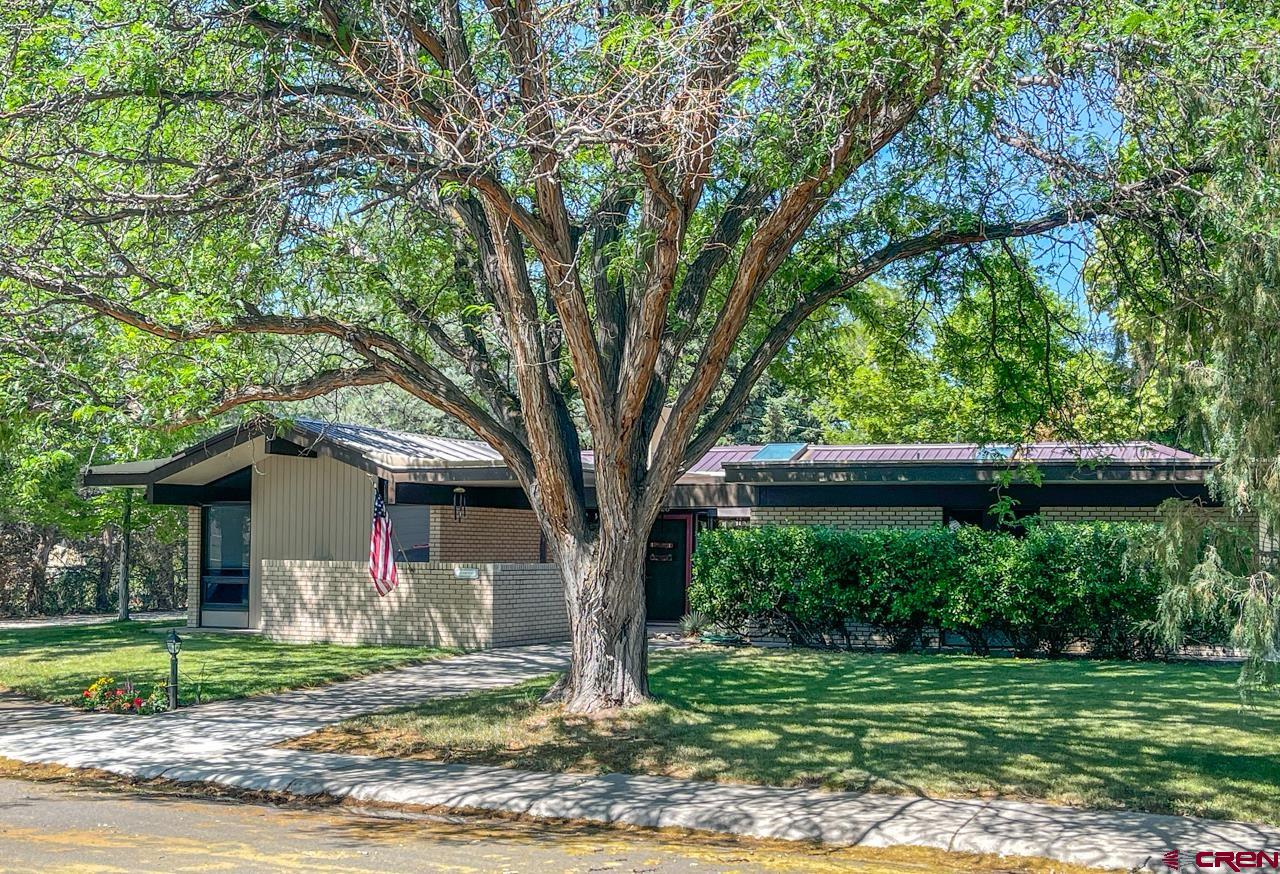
xmin=491 ymin=564 xmax=569 ymax=646
xmin=750 ymin=506 xmax=943 ymax=529
xmin=1041 ymin=505 xmax=1262 ymax=549
xmin=258 ymin=559 xmax=567 ymax=648
xmin=428 ymin=506 xmax=543 ymax=563
xmin=185 ymin=506 xmax=200 ymax=627
xmin=1039 ymin=506 xmax=1164 ymax=523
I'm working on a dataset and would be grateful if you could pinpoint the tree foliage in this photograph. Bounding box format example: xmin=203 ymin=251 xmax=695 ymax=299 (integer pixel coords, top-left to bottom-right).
xmin=1 ymin=0 xmax=1275 ymax=707
xmin=780 ymin=257 xmax=1171 ymax=444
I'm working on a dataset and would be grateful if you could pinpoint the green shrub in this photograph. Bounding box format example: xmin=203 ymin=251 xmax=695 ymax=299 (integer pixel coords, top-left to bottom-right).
xmin=940 ymin=526 xmax=1015 ymax=655
xmin=689 ymin=526 xmax=834 ymax=641
xmin=847 ymin=528 xmax=958 ymax=651
xmin=689 ymin=521 xmax=1167 ymax=658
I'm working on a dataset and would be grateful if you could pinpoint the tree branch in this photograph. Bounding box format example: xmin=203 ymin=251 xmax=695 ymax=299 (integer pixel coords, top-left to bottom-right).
xmin=167 ymin=366 xmax=387 ymax=429
xmin=682 ymin=161 xmax=1216 ymax=467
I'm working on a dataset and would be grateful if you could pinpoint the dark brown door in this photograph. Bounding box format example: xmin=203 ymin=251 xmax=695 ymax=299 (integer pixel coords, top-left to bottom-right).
xmin=645 ymin=516 xmax=689 ymax=621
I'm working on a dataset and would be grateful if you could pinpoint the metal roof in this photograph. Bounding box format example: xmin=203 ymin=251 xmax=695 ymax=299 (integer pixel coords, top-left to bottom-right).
xmin=581 ymin=445 xmax=760 ymax=475
xmin=791 ymin=441 xmax=1202 ymax=464
xmin=688 ymin=445 xmax=765 ymax=474
xmin=84 ymin=415 xmax=1209 ymax=492
xmin=293 ymin=419 xmax=504 ymax=467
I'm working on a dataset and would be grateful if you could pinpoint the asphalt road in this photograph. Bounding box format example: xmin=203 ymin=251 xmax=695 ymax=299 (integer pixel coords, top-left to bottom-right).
xmin=0 ymin=776 xmax=1095 ymax=873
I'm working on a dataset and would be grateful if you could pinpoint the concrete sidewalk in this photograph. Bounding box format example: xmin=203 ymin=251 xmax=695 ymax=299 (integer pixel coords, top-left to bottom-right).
xmin=1 ymin=644 xmax=1276 ymax=872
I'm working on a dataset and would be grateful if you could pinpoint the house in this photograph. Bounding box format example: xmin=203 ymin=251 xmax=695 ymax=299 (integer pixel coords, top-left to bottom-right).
xmin=83 ymin=418 xmax=1247 ymax=648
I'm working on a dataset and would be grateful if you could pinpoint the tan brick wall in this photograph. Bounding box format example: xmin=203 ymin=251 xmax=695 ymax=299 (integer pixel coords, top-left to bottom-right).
xmin=429 ymin=506 xmax=543 ymax=563
xmin=258 ymin=559 xmax=567 ymax=648
xmin=1041 ymin=505 xmax=1263 ymax=550
xmin=186 ymin=506 xmax=200 ymax=627
xmin=750 ymin=506 xmax=943 ymax=529
xmin=1039 ymin=506 xmax=1165 ymax=523
xmin=491 ymin=564 xmax=568 ymax=647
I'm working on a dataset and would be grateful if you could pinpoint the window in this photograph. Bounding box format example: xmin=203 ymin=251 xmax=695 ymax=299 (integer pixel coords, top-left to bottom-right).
xmin=944 ymin=505 xmax=1039 ymax=534
xmin=202 ymin=503 xmax=250 ymax=608
xmin=387 ymin=503 xmax=430 ymax=562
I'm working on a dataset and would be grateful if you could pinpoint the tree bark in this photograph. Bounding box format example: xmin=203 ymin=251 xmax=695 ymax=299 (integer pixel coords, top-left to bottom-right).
xmin=117 ymin=490 xmax=133 ymax=621
xmin=547 ymin=515 xmax=655 ymax=713
xmin=27 ymin=527 xmax=56 ymax=616
xmin=95 ymin=528 xmax=115 ymax=612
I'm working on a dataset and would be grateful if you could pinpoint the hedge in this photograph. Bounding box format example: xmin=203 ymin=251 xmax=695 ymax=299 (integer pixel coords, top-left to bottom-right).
xmin=688 ymin=522 xmax=1165 ymax=658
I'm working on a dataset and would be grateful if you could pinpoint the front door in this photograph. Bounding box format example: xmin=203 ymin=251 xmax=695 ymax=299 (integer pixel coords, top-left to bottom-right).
xmin=201 ymin=502 xmax=251 ymax=628
xmin=645 ymin=515 xmax=690 ymax=622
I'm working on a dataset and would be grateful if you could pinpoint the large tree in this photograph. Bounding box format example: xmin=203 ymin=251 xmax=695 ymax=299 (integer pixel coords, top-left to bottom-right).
xmin=0 ymin=0 xmax=1273 ymax=709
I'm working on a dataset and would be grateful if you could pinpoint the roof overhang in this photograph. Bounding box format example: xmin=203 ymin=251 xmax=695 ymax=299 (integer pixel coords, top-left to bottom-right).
xmin=81 ymin=419 xmax=582 ymax=493
xmin=723 ymin=459 xmax=1216 ymax=485
xmin=79 ymin=456 xmax=177 ymax=487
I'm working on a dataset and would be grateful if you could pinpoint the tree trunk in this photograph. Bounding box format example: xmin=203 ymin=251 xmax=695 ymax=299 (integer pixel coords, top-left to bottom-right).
xmin=547 ymin=523 xmax=653 ymax=713
xmin=26 ymin=527 xmax=56 ymax=616
xmin=117 ymin=490 xmax=133 ymax=621
xmin=95 ymin=528 xmax=115 ymax=612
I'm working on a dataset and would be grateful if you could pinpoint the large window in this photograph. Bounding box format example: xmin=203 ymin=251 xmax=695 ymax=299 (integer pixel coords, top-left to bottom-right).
xmin=387 ymin=503 xmax=430 ymax=562
xmin=202 ymin=503 xmax=250 ymax=608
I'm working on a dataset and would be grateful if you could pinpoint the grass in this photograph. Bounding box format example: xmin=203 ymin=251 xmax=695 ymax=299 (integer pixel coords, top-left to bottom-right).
xmin=0 ymin=620 xmax=451 ymax=706
xmin=295 ymin=648 xmax=1280 ymax=827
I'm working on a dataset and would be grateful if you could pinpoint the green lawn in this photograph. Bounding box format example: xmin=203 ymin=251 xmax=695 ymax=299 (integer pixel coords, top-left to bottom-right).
xmin=0 ymin=621 xmax=451 ymax=706
xmin=295 ymin=648 xmax=1280 ymax=826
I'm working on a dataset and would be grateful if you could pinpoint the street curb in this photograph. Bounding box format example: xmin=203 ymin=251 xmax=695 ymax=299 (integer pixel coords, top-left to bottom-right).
xmin=11 ymin=743 xmax=1274 ymax=872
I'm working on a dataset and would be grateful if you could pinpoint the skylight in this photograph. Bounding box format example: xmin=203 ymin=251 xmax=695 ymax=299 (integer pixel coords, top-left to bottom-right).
xmin=751 ymin=443 xmax=808 ymax=462
xmin=976 ymin=444 xmax=1016 ymax=461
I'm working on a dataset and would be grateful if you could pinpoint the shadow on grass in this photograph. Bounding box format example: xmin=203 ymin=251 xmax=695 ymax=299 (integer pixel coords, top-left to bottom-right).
xmin=0 ymin=620 xmax=446 ymax=705
xmin=298 ymin=649 xmax=1280 ymax=826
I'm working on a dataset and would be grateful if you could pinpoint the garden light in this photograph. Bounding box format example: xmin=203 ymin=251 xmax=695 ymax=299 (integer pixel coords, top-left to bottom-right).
xmin=164 ymin=629 xmax=181 ymax=710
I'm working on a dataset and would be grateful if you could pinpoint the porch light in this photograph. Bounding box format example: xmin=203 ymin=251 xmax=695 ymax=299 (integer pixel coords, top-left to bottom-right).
xmin=164 ymin=629 xmax=182 ymax=710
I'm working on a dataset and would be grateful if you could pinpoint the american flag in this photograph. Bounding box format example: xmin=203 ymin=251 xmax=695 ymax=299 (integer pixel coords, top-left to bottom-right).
xmin=368 ymin=486 xmax=399 ymax=596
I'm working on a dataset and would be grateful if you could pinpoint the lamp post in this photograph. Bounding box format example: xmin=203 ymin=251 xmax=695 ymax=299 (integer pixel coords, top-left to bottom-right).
xmin=164 ymin=629 xmax=182 ymax=710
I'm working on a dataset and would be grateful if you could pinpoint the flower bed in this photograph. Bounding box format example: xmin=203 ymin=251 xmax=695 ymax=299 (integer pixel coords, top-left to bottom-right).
xmin=80 ymin=676 xmax=166 ymax=714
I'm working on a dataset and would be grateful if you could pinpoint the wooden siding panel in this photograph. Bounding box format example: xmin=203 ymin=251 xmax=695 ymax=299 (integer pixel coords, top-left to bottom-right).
xmin=248 ymin=454 xmax=370 ymax=627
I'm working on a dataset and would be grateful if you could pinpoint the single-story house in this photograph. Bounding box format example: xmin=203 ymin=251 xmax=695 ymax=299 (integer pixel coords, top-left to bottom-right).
xmin=83 ymin=418 xmax=1251 ymax=649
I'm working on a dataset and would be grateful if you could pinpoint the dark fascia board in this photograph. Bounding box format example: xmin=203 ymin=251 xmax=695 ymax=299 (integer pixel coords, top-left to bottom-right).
xmin=394 ymin=483 xmax=532 ymax=508
xmin=84 ymin=421 xmax=286 ymax=488
xmin=148 ymin=482 xmax=253 ymax=505
xmin=394 ymin=466 xmax=524 ymax=485
xmin=724 ymin=460 xmax=1215 ymax=485
xmin=81 ymin=464 xmax=167 ymax=488
xmin=392 ymin=462 xmax=598 ymax=486
xmin=395 ymin=481 xmax=752 ymax=512
xmin=666 ymin=482 xmax=754 ymax=509
xmin=755 ymin=481 xmax=1218 ymax=509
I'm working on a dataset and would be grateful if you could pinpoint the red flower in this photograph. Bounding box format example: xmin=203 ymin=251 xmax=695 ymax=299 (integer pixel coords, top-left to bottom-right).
xmin=82 ymin=690 xmax=91 ymax=697
xmin=132 ymin=697 xmax=143 ymax=709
